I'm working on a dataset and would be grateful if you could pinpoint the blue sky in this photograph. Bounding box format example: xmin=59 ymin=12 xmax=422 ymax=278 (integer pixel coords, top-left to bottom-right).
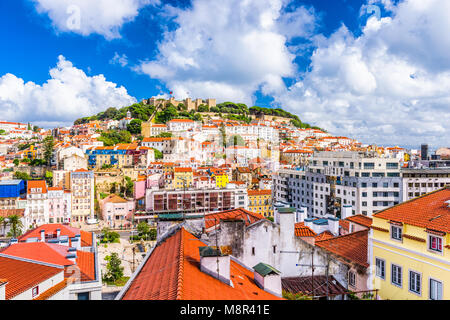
xmin=0 ymin=0 xmax=448 ymax=149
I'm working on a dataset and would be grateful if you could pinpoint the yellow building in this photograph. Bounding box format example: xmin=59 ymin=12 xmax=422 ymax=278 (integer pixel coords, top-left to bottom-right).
xmin=209 ymin=168 xmax=229 ymax=188
xmin=23 ymin=144 xmax=37 ymax=160
xmin=173 ymin=167 xmax=193 ymax=189
xmin=248 ymin=189 xmax=273 ymax=218
xmin=370 ymin=187 xmax=450 ymax=300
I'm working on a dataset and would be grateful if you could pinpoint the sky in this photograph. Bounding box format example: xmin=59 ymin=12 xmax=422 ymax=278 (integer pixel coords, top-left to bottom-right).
xmin=0 ymin=0 xmax=448 ymax=149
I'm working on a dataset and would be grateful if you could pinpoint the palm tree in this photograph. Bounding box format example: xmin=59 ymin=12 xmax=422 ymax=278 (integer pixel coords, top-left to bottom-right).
xmin=7 ymin=215 xmax=23 ymax=238
xmin=0 ymin=216 xmax=7 ymax=237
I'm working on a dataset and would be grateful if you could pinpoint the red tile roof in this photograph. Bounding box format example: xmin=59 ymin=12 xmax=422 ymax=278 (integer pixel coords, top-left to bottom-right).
xmin=0 ymin=242 xmax=75 ymax=266
xmin=121 ymin=228 xmax=282 ymax=300
xmin=0 ymin=255 xmax=63 ymax=300
xmin=204 ymin=208 xmax=266 ymax=231
xmin=373 ymin=187 xmax=450 ymax=233
xmin=315 ymin=231 xmax=335 ymax=241
xmin=27 ymin=180 xmax=47 ymax=194
xmin=18 ymin=224 xmax=93 ymax=247
xmin=316 ymin=230 xmax=369 ymax=268
xmin=345 ymin=215 xmax=373 ymax=228
xmin=247 ymin=189 xmax=272 ymax=196
xmin=295 ymin=222 xmax=316 ymax=237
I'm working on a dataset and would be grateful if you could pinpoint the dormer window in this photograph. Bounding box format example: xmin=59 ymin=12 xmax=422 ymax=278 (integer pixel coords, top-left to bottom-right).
xmin=391 ymin=225 xmax=402 ymax=241
xmin=428 ymin=235 xmax=443 ymax=253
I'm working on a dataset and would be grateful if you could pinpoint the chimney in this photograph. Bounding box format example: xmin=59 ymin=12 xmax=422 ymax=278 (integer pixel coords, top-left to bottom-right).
xmin=278 ymin=207 xmax=295 ymax=244
xmin=199 ymin=247 xmax=230 ymax=285
xmin=253 ymin=263 xmax=282 ymax=297
xmin=341 ymin=205 xmax=352 ymax=220
xmin=71 ymin=234 xmax=81 ymax=249
xmin=56 ymin=228 xmax=61 ymax=239
xmin=9 ymin=239 xmax=18 ymax=245
xmin=296 ymin=207 xmax=308 ymax=223
xmin=40 ymin=230 xmax=45 ymax=242
xmin=304 ymin=218 xmax=314 ymax=230
xmin=328 ymin=217 xmax=340 ymax=236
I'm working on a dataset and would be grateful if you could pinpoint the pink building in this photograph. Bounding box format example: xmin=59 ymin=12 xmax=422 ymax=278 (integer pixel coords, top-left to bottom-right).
xmin=48 ymin=187 xmax=71 ymax=224
xmin=100 ymin=194 xmax=134 ymax=228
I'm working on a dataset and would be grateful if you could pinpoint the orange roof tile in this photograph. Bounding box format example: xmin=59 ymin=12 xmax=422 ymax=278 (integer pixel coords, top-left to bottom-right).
xmin=19 ymin=224 xmax=93 ymax=247
xmin=373 ymin=187 xmax=450 ymax=233
xmin=315 ymin=231 xmax=335 ymax=241
xmin=345 ymin=215 xmax=373 ymax=228
xmin=121 ymin=228 xmax=282 ymax=300
xmin=27 ymin=180 xmax=47 ymax=194
xmin=0 ymin=255 xmax=63 ymax=300
xmin=295 ymin=222 xmax=316 ymax=237
xmin=247 ymin=189 xmax=272 ymax=196
xmin=0 ymin=242 xmax=75 ymax=266
xmin=316 ymin=230 xmax=369 ymax=268
xmin=205 ymin=208 xmax=266 ymax=230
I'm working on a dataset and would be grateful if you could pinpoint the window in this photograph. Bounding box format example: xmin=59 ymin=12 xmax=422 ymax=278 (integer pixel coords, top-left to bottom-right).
xmin=77 ymin=292 xmax=90 ymax=300
xmin=391 ymin=225 xmax=402 ymax=241
xmin=375 ymin=258 xmax=385 ymax=279
xmin=409 ymin=271 xmax=421 ymax=295
xmin=391 ymin=264 xmax=402 ymax=287
xmin=429 ymin=279 xmax=443 ymax=300
xmin=348 ymin=271 xmax=356 ymax=287
xmin=273 ymin=245 xmax=277 ymax=254
xmin=428 ymin=235 xmax=443 ymax=253
xmin=32 ymin=286 xmax=39 ymax=298
xmin=252 ymin=247 xmax=255 ymax=255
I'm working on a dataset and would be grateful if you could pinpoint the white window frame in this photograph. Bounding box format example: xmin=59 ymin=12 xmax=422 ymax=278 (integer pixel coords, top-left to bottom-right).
xmin=428 ymin=234 xmax=443 ymax=255
xmin=348 ymin=270 xmax=356 ymax=288
xmin=32 ymin=286 xmax=39 ymax=298
xmin=390 ymin=225 xmax=403 ymax=242
xmin=429 ymin=278 xmax=443 ymax=300
xmin=375 ymin=258 xmax=385 ymax=280
xmin=391 ymin=264 xmax=402 ymax=288
xmin=408 ymin=270 xmax=422 ymax=296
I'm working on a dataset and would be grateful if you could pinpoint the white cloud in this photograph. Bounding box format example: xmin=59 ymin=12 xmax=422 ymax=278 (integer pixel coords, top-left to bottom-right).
xmin=275 ymin=0 xmax=450 ymax=148
xmin=32 ymin=0 xmax=158 ymax=39
xmin=110 ymin=52 xmax=129 ymax=67
xmin=0 ymin=55 xmax=136 ymax=127
xmin=135 ymin=0 xmax=317 ymax=105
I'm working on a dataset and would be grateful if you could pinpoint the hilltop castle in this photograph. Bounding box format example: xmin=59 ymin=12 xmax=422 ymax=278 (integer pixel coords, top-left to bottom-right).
xmin=142 ymin=97 xmax=216 ymax=112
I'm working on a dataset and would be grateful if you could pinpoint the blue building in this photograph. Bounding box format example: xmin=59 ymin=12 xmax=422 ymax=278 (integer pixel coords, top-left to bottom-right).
xmin=0 ymin=180 xmax=26 ymax=198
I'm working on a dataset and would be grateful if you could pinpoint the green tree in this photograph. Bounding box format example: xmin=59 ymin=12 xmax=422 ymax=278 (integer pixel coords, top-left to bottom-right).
xmin=197 ymin=104 xmax=209 ymax=112
xmin=103 ymin=252 xmax=124 ymax=283
xmin=13 ymin=159 xmax=19 ymax=166
xmin=7 ymin=215 xmax=23 ymax=238
xmin=14 ymin=171 xmax=31 ymax=180
xmin=155 ymin=106 xmax=178 ymax=123
xmin=127 ymin=119 xmax=142 ymax=135
xmin=227 ymin=135 xmax=245 ymax=147
xmin=156 ymin=132 xmax=173 ymax=138
xmin=0 ymin=216 xmax=8 ymax=237
xmin=124 ymin=176 xmax=134 ymax=198
xmin=45 ymin=171 xmax=53 ymax=187
xmin=152 ymin=148 xmax=163 ymax=160
xmin=43 ymin=136 xmax=54 ymax=166
xmin=137 ymin=222 xmax=150 ymax=236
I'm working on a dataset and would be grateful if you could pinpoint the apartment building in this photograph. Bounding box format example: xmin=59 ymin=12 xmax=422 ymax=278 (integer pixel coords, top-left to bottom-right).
xmin=48 ymin=187 xmax=71 ymax=224
xmin=401 ymin=168 xmax=450 ymax=201
xmin=248 ymin=189 xmax=273 ymax=218
xmin=145 ymin=185 xmax=248 ymax=216
xmin=369 ymin=187 xmax=450 ymax=300
xmin=0 ymin=180 xmax=26 ymax=210
xmin=26 ymin=180 xmax=49 ymax=227
xmin=86 ymin=144 xmax=154 ymax=169
xmin=70 ymin=169 xmax=95 ymax=223
xmin=273 ymin=152 xmax=403 ymax=219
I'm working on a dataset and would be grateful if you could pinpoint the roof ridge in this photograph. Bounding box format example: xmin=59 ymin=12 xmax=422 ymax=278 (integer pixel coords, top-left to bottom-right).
xmin=373 ymin=186 xmax=448 ymax=217
xmin=176 ymin=228 xmax=185 ymax=300
xmin=316 ymin=229 xmax=368 ymax=243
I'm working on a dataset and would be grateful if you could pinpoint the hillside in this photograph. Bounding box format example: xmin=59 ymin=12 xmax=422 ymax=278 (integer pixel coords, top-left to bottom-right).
xmin=73 ymin=100 xmax=324 ymax=131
